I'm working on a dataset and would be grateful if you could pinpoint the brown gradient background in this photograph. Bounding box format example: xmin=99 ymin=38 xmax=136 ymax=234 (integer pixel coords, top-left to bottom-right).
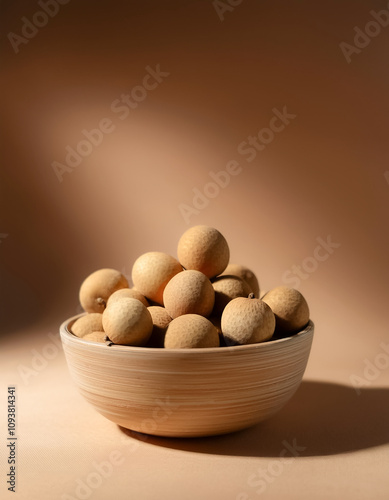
xmin=1 ymin=1 xmax=389 ymax=499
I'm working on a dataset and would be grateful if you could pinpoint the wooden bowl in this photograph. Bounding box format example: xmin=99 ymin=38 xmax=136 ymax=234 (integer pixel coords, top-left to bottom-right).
xmin=60 ymin=314 xmax=314 ymax=437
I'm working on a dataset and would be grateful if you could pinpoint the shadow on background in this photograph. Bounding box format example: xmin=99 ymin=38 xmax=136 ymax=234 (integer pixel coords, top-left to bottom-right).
xmin=119 ymin=380 xmax=389 ymax=457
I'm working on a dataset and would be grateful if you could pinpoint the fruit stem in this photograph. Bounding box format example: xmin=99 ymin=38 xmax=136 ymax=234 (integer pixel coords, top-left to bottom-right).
xmin=97 ymin=297 xmax=106 ymax=308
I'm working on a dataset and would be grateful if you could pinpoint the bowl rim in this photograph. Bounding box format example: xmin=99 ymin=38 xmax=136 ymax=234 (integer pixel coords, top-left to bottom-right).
xmin=60 ymin=313 xmax=314 ymax=354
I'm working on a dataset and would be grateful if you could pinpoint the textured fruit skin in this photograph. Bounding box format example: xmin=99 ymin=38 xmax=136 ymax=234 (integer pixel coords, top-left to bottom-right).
xmin=82 ymin=331 xmax=107 ymax=343
xmin=164 ymin=314 xmax=220 ymax=349
xmin=221 ymin=263 xmax=260 ymax=298
xmin=131 ymin=252 xmax=182 ymax=305
xmin=102 ymin=298 xmax=153 ymax=346
xmin=221 ymin=297 xmax=275 ymax=345
xmin=212 ymin=275 xmax=252 ymax=314
xmin=146 ymin=306 xmax=172 ymax=348
xmin=262 ymin=286 xmax=309 ymax=335
xmin=163 ymin=270 xmax=215 ymax=319
xmin=79 ymin=269 xmax=128 ymax=313
xmin=177 ymin=225 xmax=230 ymax=279
xmin=107 ymin=287 xmax=149 ymax=308
xmin=71 ymin=313 xmax=104 ymax=338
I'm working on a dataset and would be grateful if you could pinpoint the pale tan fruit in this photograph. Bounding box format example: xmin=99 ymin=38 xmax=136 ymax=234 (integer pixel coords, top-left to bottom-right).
xmin=221 ymin=296 xmax=275 ymax=345
xmin=131 ymin=252 xmax=182 ymax=305
xmin=83 ymin=331 xmax=107 ymax=343
xmin=107 ymin=288 xmax=149 ymax=307
xmin=211 ymin=275 xmax=252 ymax=314
xmin=164 ymin=314 xmax=220 ymax=349
xmin=102 ymin=298 xmax=153 ymax=346
xmin=79 ymin=268 xmax=128 ymax=313
xmin=163 ymin=270 xmax=214 ymax=319
xmin=262 ymin=286 xmax=309 ymax=335
xmin=222 ymin=263 xmax=260 ymax=298
xmin=177 ymin=225 xmax=230 ymax=279
xmin=146 ymin=306 xmax=172 ymax=348
xmin=71 ymin=313 xmax=103 ymax=338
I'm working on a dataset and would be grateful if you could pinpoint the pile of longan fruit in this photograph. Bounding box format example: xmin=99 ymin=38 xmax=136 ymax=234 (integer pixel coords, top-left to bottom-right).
xmin=70 ymin=225 xmax=310 ymax=348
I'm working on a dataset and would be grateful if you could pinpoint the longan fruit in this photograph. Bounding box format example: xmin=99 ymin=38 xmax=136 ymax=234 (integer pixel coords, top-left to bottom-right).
xmin=102 ymin=297 xmax=153 ymax=346
xmin=107 ymin=288 xmax=149 ymax=307
xmin=262 ymin=286 xmax=309 ymax=335
xmin=163 ymin=270 xmax=215 ymax=319
xmin=177 ymin=225 xmax=230 ymax=279
xmin=83 ymin=331 xmax=107 ymax=343
xmin=71 ymin=313 xmax=103 ymax=338
xmin=79 ymin=268 xmax=128 ymax=313
xmin=211 ymin=275 xmax=252 ymax=314
xmin=221 ymin=263 xmax=260 ymax=298
xmin=164 ymin=314 xmax=220 ymax=349
xmin=146 ymin=306 xmax=172 ymax=348
xmin=131 ymin=252 xmax=182 ymax=305
xmin=221 ymin=296 xmax=275 ymax=346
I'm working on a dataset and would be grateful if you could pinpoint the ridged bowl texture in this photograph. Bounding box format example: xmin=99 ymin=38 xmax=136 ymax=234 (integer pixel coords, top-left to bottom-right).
xmin=60 ymin=314 xmax=314 ymax=437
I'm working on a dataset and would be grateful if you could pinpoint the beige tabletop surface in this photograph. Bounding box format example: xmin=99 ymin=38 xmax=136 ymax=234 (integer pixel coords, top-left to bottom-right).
xmin=1 ymin=308 xmax=389 ymax=500
xmin=1 ymin=0 xmax=389 ymax=498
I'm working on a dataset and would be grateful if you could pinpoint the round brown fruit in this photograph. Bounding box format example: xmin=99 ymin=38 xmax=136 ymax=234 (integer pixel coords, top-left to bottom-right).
xmin=107 ymin=287 xmax=149 ymax=307
xmin=221 ymin=296 xmax=275 ymax=346
xmin=79 ymin=268 xmax=128 ymax=313
xmin=82 ymin=331 xmax=107 ymax=343
xmin=71 ymin=313 xmax=103 ymax=338
xmin=212 ymin=275 xmax=252 ymax=314
xmin=131 ymin=252 xmax=182 ymax=305
xmin=221 ymin=263 xmax=260 ymax=298
xmin=164 ymin=314 xmax=220 ymax=349
xmin=177 ymin=225 xmax=230 ymax=279
xmin=146 ymin=306 xmax=172 ymax=348
xmin=163 ymin=270 xmax=215 ymax=319
xmin=102 ymin=297 xmax=153 ymax=346
xmin=262 ymin=286 xmax=309 ymax=335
